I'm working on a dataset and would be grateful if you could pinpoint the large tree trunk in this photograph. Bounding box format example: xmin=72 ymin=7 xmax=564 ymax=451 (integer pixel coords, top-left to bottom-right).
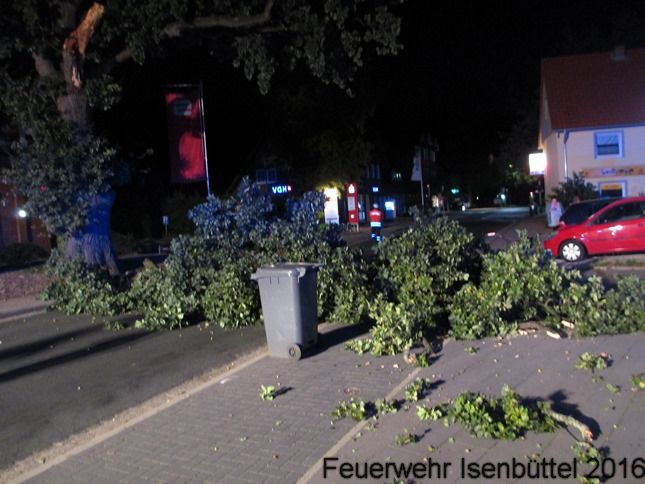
xmin=64 ymin=191 xmax=120 ymax=275
xmin=57 ymin=89 xmax=120 ymax=273
xmin=58 ymin=2 xmax=119 ymax=273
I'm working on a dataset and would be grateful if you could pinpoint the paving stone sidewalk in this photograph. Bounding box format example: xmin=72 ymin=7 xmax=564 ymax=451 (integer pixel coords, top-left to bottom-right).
xmin=20 ymin=330 xmax=645 ymax=483
xmin=23 ymin=326 xmax=418 ymax=484
xmin=309 ymin=333 xmax=645 ymax=483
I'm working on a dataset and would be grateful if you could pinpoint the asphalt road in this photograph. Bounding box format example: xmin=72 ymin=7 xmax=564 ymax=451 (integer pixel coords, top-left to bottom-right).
xmin=340 ymin=207 xmax=532 ymax=248
xmin=445 ymin=206 xmax=532 ymax=237
xmin=0 ymin=312 xmax=267 ymax=469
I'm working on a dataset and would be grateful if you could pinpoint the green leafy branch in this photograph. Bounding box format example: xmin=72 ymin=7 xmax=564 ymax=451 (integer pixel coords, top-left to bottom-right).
xmin=415 ymin=385 xmax=592 ymax=442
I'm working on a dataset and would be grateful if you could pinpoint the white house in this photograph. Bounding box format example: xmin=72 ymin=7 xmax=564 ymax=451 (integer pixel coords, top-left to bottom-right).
xmin=538 ymin=47 xmax=645 ymax=199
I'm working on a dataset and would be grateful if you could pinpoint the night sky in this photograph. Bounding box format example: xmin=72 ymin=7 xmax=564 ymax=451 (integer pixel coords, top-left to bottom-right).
xmin=104 ymin=0 xmax=645 ymax=235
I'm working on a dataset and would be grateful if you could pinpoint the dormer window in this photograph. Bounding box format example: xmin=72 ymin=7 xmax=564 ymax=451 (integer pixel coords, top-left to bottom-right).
xmin=594 ymin=131 xmax=623 ymax=158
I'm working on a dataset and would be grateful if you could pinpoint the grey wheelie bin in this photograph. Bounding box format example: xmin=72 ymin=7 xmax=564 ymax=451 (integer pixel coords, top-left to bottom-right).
xmin=251 ymin=263 xmax=321 ymax=360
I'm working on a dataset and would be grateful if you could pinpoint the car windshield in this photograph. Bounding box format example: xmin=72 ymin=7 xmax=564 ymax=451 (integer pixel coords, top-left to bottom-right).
xmin=560 ymin=198 xmax=618 ymax=226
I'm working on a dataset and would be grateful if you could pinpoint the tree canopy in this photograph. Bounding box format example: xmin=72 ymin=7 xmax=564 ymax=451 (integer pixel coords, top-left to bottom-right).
xmin=0 ymin=0 xmax=404 ymax=242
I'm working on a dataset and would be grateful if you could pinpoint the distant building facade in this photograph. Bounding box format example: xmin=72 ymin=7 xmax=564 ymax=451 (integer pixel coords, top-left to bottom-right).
xmin=246 ymin=137 xmax=437 ymax=224
xmin=355 ymin=155 xmax=423 ymax=222
xmin=0 ymin=180 xmax=50 ymax=250
xmin=539 ymin=47 xmax=645 ymax=199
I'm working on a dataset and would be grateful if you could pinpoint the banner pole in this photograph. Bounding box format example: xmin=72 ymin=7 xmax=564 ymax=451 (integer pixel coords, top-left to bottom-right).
xmin=198 ymin=81 xmax=212 ymax=197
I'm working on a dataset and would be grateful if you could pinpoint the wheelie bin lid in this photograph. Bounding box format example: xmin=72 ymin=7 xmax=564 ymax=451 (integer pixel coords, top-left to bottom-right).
xmin=251 ymin=263 xmax=322 ymax=281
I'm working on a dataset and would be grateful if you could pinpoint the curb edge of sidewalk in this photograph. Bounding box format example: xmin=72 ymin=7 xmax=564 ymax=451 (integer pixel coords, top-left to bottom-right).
xmin=0 ymin=304 xmax=50 ymax=325
xmin=1 ymin=346 xmax=269 ymax=484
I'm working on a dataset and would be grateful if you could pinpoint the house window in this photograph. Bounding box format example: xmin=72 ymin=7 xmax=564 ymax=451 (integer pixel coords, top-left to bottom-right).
xmin=594 ymin=131 xmax=623 ymax=157
xmin=365 ymin=164 xmax=381 ymax=180
xmin=255 ymin=168 xmax=277 ymax=184
xmin=265 ymin=168 xmax=277 ymax=183
xmin=391 ymin=171 xmax=402 ymax=181
xmin=598 ymin=180 xmax=626 ymax=198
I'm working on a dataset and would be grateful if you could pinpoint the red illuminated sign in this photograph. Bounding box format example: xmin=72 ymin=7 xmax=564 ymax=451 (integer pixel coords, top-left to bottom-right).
xmin=347 ymin=183 xmax=358 ymax=225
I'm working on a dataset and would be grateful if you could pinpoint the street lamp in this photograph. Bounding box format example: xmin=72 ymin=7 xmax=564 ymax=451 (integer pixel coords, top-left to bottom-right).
xmin=528 ymin=152 xmax=546 ymax=215
xmin=529 ymin=152 xmax=546 ymax=175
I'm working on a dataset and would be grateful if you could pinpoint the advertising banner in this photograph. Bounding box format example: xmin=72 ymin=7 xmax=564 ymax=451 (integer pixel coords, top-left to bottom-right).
xmin=411 ymin=152 xmax=422 ymax=181
xmin=164 ymin=86 xmax=207 ymax=184
xmin=580 ymin=166 xmax=645 ymax=178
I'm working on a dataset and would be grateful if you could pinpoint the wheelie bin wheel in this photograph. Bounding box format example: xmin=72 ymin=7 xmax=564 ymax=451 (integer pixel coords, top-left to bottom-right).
xmin=288 ymin=344 xmax=302 ymax=360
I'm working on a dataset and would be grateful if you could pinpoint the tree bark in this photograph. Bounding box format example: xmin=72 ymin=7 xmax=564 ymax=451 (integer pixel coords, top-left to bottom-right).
xmin=64 ymin=191 xmax=120 ymax=276
xmin=56 ymin=2 xmax=120 ymax=273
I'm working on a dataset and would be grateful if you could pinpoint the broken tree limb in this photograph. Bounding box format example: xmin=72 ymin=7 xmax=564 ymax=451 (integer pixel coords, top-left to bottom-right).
xmin=63 ymin=2 xmax=106 ymax=58
xmin=545 ymin=408 xmax=594 ymax=442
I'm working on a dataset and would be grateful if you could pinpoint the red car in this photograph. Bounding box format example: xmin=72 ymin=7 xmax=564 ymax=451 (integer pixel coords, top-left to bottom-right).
xmin=544 ymin=196 xmax=645 ymax=262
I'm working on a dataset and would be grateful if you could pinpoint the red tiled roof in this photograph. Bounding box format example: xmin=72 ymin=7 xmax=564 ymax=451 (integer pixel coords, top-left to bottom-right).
xmin=541 ymin=48 xmax=645 ymax=130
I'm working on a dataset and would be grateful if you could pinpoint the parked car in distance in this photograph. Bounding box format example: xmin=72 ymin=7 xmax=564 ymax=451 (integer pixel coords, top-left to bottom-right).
xmin=558 ymin=197 xmax=620 ymax=228
xmin=544 ymin=196 xmax=645 ymax=262
xmin=493 ymin=193 xmax=507 ymax=206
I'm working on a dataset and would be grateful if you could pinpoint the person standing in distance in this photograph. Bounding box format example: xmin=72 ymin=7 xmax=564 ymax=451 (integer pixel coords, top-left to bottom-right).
xmin=369 ymin=203 xmax=383 ymax=242
xmin=548 ymin=196 xmax=563 ymax=228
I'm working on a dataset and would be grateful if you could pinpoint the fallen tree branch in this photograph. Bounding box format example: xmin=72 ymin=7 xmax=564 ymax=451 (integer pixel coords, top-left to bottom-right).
xmin=545 ymin=408 xmax=594 ymax=442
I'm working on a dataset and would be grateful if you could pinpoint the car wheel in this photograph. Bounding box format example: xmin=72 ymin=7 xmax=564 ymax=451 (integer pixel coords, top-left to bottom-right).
xmin=559 ymin=240 xmax=586 ymax=262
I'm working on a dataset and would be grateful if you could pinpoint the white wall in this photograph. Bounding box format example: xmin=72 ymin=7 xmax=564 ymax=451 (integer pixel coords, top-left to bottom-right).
xmin=543 ymin=126 xmax=645 ymax=197
xmin=542 ymin=132 xmax=562 ymax=198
